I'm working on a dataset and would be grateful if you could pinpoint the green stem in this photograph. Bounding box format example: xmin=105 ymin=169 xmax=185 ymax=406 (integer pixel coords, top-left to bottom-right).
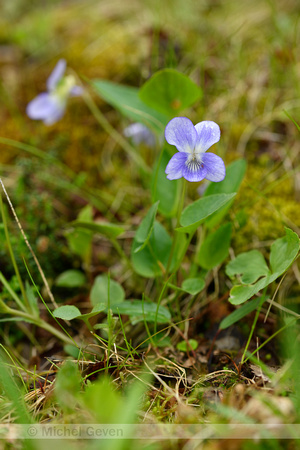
xmin=0 ymin=195 xmax=29 ymax=310
xmin=111 ymin=238 xmax=132 ymax=269
xmin=82 ymin=90 xmax=150 ymax=173
xmin=152 ymin=148 xmax=165 ymax=201
xmin=0 ymin=272 xmax=27 ymax=313
xmin=6 ymin=307 xmax=75 ymax=346
xmin=82 ymin=318 xmax=94 ymax=333
xmin=106 ymin=273 xmax=112 ymax=375
xmin=240 ymin=287 xmax=268 ymax=366
xmin=142 ymin=294 xmax=155 ymax=347
xmin=165 ymin=179 xmax=186 ymax=275
xmin=0 ymin=137 xmax=75 ymax=179
xmin=243 ymin=317 xmax=299 ymax=364
xmin=154 ymin=273 xmax=173 ymax=336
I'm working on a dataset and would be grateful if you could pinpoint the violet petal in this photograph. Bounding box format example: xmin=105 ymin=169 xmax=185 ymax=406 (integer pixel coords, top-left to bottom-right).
xmin=70 ymin=85 xmax=84 ymax=97
xmin=165 ymin=152 xmax=187 ymax=180
xmin=165 ymin=117 xmax=197 ymax=153
xmin=194 ymin=121 xmax=220 ymax=153
xmin=46 ymin=59 xmax=66 ymax=91
xmin=202 ymin=152 xmax=226 ymax=182
xmin=26 ymin=93 xmax=60 ymax=120
xmin=182 ymin=162 xmax=207 ymax=182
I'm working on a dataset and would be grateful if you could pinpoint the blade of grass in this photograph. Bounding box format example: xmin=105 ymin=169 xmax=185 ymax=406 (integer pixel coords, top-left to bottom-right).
xmin=0 ymin=178 xmax=58 ymax=309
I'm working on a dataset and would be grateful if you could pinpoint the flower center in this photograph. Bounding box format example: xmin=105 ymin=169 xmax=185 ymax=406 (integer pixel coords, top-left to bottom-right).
xmin=54 ymin=75 xmax=77 ymax=101
xmin=185 ymin=152 xmax=203 ymax=172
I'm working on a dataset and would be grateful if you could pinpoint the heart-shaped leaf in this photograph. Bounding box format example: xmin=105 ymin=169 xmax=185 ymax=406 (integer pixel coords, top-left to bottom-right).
xmin=90 ymin=275 xmax=125 ymax=307
xmin=139 ymin=69 xmax=202 ymax=117
xmin=55 ymin=270 xmax=87 ymax=288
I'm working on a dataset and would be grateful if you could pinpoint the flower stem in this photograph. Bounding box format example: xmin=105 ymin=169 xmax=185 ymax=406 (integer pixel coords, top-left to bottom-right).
xmin=82 ymin=90 xmax=151 ymax=173
xmin=111 ymin=238 xmax=132 ymax=270
xmin=165 ymin=179 xmax=186 ymax=275
xmin=240 ymin=287 xmax=268 ymax=367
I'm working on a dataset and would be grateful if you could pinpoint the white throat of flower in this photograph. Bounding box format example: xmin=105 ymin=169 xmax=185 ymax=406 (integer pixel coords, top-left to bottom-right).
xmin=185 ymin=150 xmax=204 ymax=172
xmin=52 ymin=75 xmax=77 ymax=103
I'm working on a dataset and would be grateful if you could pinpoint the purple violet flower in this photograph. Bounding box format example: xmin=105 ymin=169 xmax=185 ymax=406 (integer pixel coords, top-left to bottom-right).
xmin=26 ymin=59 xmax=83 ymax=125
xmin=165 ymin=117 xmax=225 ymax=183
xmin=124 ymin=123 xmax=156 ymax=147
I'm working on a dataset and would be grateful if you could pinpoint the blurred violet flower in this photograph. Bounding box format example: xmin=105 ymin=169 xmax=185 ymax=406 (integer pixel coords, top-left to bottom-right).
xmin=124 ymin=123 xmax=156 ymax=147
xmin=165 ymin=117 xmax=225 ymax=182
xmin=197 ymin=180 xmax=209 ymax=196
xmin=26 ymin=59 xmax=83 ymax=125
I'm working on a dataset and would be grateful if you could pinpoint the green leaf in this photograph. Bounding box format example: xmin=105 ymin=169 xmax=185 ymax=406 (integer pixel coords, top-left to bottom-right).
xmin=204 ymin=159 xmax=247 ymax=228
xmin=168 ymin=233 xmax=188 ymax=272
xmin=226 ymin=250 xmax=270 ymax=284
xmin=181 ymin=278 xmax=205 ymax=295
xmin=55 ymin=270 xmax=87 ymax=288
xmin=64 ymin=345 xmax=81 ymax=359
xmin=82 ymin=377 xmax=123 ymax=423
xmin=270 ymin=227 xmax=299 ymax=276
xmin=71 ymin=221 xmax=124 ymax=239
xmin=227 ymin=228 xmax=299 ymax=305
xmin=178 ymin=193 xmax=236 ymax=234
xmin=197 ymin=223 xmax=232 ymax=270
xmin=229 ymin=278 xmax=269 ymax=305
xmin=110 ymin=300 xmax=171 ymax=324
xmin=219 ymin=297 xmax=262 ymax=329
xmin=55 ymin=361 xmax=81 ymax=411
xmin=53 ymin=305 xmax=82 ymax=320
xmin=134 ymin=201 xmax=159 ymax=253
xmin=92 ymin=79 xmax=168 ymax=132
xmin=90 ymin=275 xmax=125 ymax=307
xmin=151 ymin=148 xmax=181 ymax=217
xmin=78 ymin=204 xmax=93 ymax=221
xmin=131 ymin=221 xmax=172 ymax=277
xmin=139 ymin=69 xmax=202 ymax=117
xmin=80 ymin=303 xmax=106 ymax=320
xmin=177 ymin=339 xmax=198 ymax=352
xmin=65 ymin=205 xmax=93 ymax=262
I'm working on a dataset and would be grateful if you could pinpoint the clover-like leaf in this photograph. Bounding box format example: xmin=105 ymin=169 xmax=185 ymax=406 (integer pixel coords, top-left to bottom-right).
xmin=53 ymin=305 xmax=82 ymax=321
xmin=181 ymin=278 xmax=205 ymax=295
xmin=226 ymin=250 xmax=270 ymax=285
